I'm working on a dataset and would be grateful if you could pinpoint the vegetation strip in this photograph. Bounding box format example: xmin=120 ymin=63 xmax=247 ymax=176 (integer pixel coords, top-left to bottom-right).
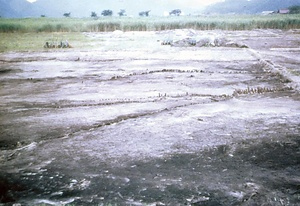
xmin=1 ymin=15 xmax=300 ymax=33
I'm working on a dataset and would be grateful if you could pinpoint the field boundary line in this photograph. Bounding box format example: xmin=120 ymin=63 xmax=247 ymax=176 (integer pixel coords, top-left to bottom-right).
xmin=247 ymin=48 xmax=300 ymax=92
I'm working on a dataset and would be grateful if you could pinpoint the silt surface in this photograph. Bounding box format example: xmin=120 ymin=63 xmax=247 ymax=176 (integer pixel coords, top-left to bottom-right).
xmin=0 ymin=29 xmax=300 ymax=205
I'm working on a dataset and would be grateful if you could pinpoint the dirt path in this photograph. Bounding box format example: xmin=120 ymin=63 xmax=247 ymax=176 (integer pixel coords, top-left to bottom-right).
xmin=0 ymin=29 xmax=300 ymax=205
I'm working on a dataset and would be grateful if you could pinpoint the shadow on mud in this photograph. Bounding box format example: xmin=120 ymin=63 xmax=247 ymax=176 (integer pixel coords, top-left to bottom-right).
xmin=1 ymin=136 xmax=299 ymax=205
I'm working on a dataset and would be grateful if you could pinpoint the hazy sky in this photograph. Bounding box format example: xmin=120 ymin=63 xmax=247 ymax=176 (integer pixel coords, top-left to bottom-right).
xmin=26 ymin=0 xmax=224 ymax=6
xmin=24 ymin=0 xmax=227 ymax=16
xmin=172 ymin=0 xmax=225 ymax=6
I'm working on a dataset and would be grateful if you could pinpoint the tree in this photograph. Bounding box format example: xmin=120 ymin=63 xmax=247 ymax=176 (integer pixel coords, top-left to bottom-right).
xmin=288 ymin=5 xmax=300 ymax=14
xmin=169 ymin=9 xmax=181 ymax=16
xmin=139 ymin=10 xmax=151 ymax=17
xmin=118 ymin=9 xmax=126 ymax=16
xmin=91 ymin=11 xmax=98 ymax=18
xmin=102 ymin=10 xmax=113 ymax=16
xmin=40 ymin=15 xmax=46 ymax=17
xmin=63 ymin=12 xmax=71 ymax=17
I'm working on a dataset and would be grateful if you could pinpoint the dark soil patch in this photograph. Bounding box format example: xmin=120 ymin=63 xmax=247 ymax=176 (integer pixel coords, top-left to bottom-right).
xmin=1 ymin=136 xmax=299 ymax=205
xmin=0 ymin=69 xmax=13 ymax=74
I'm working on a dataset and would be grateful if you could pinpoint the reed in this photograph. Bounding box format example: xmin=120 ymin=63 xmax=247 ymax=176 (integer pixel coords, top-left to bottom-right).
xmin=0 ymin=23 xmax=25 ymax=32
xmin=0 ymin=14 xmax=300 ymax=33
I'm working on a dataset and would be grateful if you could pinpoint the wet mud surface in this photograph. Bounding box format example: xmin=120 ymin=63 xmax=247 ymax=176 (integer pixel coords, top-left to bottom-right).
xmin=0 ymin=29 xmax=300 ymax=205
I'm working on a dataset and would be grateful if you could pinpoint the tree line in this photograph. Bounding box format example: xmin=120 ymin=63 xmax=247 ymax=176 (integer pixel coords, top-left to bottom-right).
xmin=41 ymin=5 xmax=300 ymax=18
xmin=59 ymin=9 xmax=183 ymax=18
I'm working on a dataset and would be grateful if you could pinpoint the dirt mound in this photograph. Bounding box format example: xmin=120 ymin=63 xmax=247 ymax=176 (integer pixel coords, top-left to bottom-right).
xmin=160 ymin=29 xmax=248 ymax=48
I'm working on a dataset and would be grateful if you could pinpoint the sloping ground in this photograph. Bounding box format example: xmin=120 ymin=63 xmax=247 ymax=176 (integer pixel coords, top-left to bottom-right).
xmin=0 ymin=29 xmax=299 ymax=205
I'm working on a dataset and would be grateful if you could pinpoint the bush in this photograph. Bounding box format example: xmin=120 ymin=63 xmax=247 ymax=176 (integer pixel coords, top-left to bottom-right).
xmin=289 ymin=5 xmax=300 ymax=14
xmin=102 ymin=10 xmax=113 ymax=16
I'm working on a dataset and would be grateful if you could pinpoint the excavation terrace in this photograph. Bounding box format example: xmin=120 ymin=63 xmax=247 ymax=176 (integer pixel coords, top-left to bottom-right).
xmin=0 ymin=29 xmax=300 ymax=205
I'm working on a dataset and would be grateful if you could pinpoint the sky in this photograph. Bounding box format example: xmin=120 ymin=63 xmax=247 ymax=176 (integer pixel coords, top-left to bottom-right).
xmin=172 ymin=0 xmax=225 ymax=6
xmin=26 ymin=0 xmax=224 ymax=6
xmin=23 ymin=0 xmax=226 ymax=16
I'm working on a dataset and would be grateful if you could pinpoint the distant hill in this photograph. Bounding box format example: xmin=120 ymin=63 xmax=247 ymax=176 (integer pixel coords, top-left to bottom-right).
xmin=1 ymin=0 xmax=300 ymax=18
xmin=205 ymin=0 xmax=300 ymax=14
xmin=0 ymin=0 xmax=190 ymax=18
xmin=0 ymin=0 xmax=101 ymax=18
xmin=31 ymin=0 xmax=112 ymax=18
xmin=0 ymin=0 xmax=33 ymax=17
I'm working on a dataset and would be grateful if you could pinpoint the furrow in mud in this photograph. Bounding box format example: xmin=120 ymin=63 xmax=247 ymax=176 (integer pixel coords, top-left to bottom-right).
xmin=247 ymin=48 xmax=298 ymax=90
xmin=48 ymin=95 xmax=228 ymax=141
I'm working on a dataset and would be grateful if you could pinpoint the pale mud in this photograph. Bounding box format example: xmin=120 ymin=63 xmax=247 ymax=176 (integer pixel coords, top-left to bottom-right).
xmin=0 ymin=29 xmax=300 ymax=205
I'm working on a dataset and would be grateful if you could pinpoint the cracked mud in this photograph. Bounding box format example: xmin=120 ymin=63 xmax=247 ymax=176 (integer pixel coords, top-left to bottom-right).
xmin=0 ymin=29 xmax=300 ymax=205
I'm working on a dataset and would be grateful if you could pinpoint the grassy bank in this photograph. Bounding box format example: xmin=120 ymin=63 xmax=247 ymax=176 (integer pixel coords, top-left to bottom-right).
xmin=1 ymin=14 xmax=300 ymax=33
xmin=0 ymin=32 xmax=90 ymax=52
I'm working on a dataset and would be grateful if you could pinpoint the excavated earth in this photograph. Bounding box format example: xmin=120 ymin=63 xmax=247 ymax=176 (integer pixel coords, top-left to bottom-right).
xmin=0 ymin=29 xmax=300 ymax=205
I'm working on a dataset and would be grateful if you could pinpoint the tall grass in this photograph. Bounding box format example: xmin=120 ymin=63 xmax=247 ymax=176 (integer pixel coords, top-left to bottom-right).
xmin=0 ymin=14 xmax=300 ymax=33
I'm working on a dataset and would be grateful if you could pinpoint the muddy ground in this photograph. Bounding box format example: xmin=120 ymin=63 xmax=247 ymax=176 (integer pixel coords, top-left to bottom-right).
xmin=0 ymin=29 xmax=300 ymax=205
